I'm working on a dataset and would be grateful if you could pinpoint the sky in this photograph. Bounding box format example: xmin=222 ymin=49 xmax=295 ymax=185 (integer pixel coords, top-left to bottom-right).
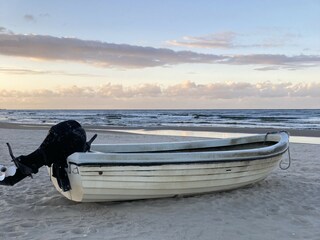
xmin=0 ymin=0 xmax=319 ymax=109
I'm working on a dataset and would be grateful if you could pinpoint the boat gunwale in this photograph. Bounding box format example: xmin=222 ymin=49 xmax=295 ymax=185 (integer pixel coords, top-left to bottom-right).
xmin=67 ymin=132 xmax=289 ymax=167
xmin=68 ymin=148 xmax=287 ymax=167
xmin=90 ymin=134 xmax=272 ymax=153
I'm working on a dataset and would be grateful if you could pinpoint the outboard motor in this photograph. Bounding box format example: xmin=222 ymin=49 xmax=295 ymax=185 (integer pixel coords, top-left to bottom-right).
xmin=0 ymin=120 xmax=97 ymax=191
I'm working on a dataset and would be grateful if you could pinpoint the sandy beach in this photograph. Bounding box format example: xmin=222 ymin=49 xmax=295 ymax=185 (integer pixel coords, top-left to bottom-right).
xmin=0 ymin=124 xmax=319 ymax=240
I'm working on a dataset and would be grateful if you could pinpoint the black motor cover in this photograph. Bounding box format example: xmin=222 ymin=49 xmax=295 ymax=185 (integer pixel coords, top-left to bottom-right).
xmin=1 ymin=120 xmax=90 ymax=191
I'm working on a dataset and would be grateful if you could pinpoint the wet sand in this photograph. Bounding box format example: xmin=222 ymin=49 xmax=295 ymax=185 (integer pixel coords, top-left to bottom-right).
xmin=1 ymin=122 xmax=320 ymax=137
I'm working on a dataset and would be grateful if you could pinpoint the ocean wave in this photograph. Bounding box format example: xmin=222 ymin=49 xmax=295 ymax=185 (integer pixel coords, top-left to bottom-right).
xmin=0 ymin=109 xmax=319 ymax=130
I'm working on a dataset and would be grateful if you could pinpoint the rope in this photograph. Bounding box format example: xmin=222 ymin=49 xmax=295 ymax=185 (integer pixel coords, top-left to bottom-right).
xmin=279 ymin=145 xmax=291 ymax=170
xmin=264 ymin=131 xmax=291 ymax=170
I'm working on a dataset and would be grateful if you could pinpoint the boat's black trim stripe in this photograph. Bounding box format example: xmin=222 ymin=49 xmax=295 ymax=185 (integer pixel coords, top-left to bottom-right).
xmin=68 ymin=147 xmax=288 ymax=167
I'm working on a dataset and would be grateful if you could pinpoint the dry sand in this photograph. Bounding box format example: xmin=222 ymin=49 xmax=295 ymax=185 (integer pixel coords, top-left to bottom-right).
xmin=0 ymin=125 xmax=319 ymax=240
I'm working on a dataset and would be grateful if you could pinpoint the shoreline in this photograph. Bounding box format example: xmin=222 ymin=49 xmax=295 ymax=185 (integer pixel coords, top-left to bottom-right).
xmin=0 ymin=122 xmax=319 ymax=137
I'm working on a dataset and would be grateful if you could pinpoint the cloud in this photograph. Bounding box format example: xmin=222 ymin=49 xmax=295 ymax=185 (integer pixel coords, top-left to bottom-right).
xmin=163 ymin=81 xmax=320 ymax=98
xmin=23 ymin=13 xmax=50 ymax=23
xmin=96 ymin=83 xmax=162 ymax=98
xmin=23 ymin=14 xmax=36 ymax=22
xmin=167 ymin=32 xmax=300 ymax=49
xmin=225 ymin=54 xmax=320 ymax=70
xmin=0 ymin=31 xmax=319 ymax=70
xmin=167 ymin=32 xmax=237 ymax=49
xmin=1 ymin=81 xmax=319 ymax=100
xmin=0 ymin=67 xmax=102 ymax=77
xmin=2 ymin=81 xmax=319 ymax=109
xmin=0 ymin=32 xmax=224 ymax=68
xmin=0 ymin=26 xmax=13 ymax=34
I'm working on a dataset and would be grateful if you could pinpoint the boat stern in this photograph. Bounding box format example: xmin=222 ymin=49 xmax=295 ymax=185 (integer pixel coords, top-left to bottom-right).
xmin=48 ymin=162 xmax=84 ymax=202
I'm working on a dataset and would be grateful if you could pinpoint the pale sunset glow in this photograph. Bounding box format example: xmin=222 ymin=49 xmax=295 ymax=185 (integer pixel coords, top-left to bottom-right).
xmin=0 ymin=0 xmax=319 ymax=109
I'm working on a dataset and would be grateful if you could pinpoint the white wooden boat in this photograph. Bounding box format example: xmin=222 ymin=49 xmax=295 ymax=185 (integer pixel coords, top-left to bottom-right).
xmin=50 ymin=132 xmax=290 ymax=202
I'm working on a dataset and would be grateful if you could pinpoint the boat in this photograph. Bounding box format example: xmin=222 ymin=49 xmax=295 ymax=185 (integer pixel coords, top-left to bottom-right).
xmin=49 ymin=131 xmax=290 ymax=202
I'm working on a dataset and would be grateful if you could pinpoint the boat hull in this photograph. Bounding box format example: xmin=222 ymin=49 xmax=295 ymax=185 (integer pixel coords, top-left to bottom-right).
xmin=49 ymin=132 xmax=289 ymax=202
xmin=50 ymin=156 xmax=282 ymax=202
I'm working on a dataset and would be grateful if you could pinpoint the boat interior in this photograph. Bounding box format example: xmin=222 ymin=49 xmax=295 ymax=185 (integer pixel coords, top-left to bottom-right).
xmin=92 ymin=141 xmax=278 ymax=154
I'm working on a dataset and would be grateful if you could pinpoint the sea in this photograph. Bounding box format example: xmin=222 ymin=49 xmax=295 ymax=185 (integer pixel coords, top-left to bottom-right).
xmin=0 ymin=109 xmax=319 ymax=130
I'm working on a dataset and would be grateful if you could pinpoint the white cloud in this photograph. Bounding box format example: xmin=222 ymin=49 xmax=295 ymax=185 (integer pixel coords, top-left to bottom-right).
xmin=1 ymin=81 xmax=319 ymax=99
xmin=1 ymin=81 xmax=319 ymax=109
